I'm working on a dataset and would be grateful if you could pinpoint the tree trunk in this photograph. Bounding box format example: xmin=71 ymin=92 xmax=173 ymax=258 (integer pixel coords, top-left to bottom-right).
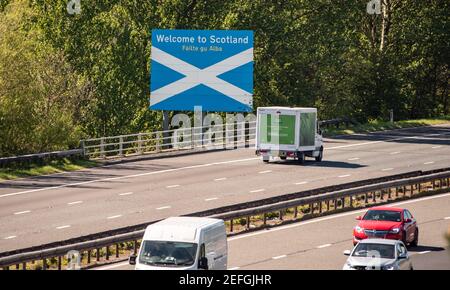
xmin=380 ymin=0 xmax=391 ymax=52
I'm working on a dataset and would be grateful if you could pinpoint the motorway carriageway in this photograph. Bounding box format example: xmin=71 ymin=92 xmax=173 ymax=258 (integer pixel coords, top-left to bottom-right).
xmin=0 ymin=125 xmax=450 ymax=253
xmin=98 ymin=191 xmax=450 ymax=270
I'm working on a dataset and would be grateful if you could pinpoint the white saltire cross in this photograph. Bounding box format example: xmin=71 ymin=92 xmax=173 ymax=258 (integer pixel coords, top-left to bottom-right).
xmin=150 ymin=47 xmax=253 ymax=107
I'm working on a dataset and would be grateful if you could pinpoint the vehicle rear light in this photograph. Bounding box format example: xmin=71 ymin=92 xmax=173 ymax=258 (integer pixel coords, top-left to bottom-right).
xmin=287 ymin=152 xmax=295 ymax=157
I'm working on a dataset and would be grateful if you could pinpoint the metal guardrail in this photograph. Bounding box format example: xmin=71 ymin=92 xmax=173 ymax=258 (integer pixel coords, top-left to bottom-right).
xmin=0 ymin=149 xmax=83 ymax=167
xmin=81 ymin=121 xmax=257 ymax=159
xmin=211 ymin=171 xmax=450 ymax=222
xmin=1 ymin=169 xmax=449 ymax=270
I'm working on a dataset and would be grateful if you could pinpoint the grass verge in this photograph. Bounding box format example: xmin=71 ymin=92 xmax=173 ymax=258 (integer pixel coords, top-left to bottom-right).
xmin=0 ymin=158 xmax=98 ymax=181
xmin=323 ymin=116 xmax=450 ymax=137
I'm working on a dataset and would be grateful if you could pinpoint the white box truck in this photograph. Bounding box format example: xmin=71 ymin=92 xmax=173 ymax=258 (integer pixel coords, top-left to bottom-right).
xmin=255 ymin=107 xmax=323 ymax=163
xmin=129 ymin=217 xmax=227 ymax=270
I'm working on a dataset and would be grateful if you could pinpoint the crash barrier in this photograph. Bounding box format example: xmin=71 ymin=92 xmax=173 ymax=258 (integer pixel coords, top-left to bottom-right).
xmin=2 ymin=168 xmax=448 ymax=270
xmin=319 ymin=117 xmax=357 ymax=129
xmin=80 ymin=121 xmax=257 ymax=159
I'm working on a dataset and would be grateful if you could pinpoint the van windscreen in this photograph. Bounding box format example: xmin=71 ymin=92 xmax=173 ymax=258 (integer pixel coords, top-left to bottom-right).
xmin=139 ymin=241 xmax=198 ymax=267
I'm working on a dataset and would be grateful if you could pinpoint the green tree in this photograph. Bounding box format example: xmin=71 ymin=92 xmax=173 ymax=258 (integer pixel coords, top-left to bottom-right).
xmin=0 ymin=0 xmax=92 ymax=156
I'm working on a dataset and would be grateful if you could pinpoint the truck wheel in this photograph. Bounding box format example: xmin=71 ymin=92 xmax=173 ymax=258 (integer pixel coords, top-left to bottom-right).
xmin=280 ymin=156 xmax=287 ymax=160
xmin=297 ymin=153 xmax=305 ymax=164
xmin=315 ymin=147 xmax=323 ymax=162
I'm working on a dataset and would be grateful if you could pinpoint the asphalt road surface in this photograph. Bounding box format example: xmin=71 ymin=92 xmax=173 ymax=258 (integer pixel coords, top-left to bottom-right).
xmin=99 ymin=191 xmax=450 ymax=270
xmin=1 ymin=124 xmax=450 ymax=253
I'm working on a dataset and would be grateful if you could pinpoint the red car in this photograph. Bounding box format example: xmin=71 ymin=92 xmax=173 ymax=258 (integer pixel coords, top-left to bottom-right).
xmin=353 ymin=206 xmax=419 ymax=247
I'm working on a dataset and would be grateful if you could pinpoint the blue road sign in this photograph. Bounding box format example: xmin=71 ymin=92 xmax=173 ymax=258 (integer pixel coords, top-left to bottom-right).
xmin=150 ymin=29 xmax=254 ymax=112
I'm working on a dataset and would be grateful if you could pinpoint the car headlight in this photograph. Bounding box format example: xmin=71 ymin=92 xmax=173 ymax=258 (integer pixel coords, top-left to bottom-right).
xmin=389 ymin=227 xmax=401 ymax=234
xmin=355 ymin=226 xmax=364 ymax=233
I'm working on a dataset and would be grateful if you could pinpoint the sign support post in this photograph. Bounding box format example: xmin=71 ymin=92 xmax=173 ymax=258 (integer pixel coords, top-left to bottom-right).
xmin=162 ymin=111 xmax=170 ymax=149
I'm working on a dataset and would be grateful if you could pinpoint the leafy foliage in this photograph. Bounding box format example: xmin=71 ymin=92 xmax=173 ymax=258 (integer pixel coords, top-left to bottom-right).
xmin=0 ymin=0 xmax=93 ymax=156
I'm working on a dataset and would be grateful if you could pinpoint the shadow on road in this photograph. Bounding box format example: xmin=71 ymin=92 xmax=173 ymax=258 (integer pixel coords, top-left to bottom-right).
xmin=408 ymin=245 xmax=446 ymax=253
xmin=269 ymin=159 xmax=366 ymax=169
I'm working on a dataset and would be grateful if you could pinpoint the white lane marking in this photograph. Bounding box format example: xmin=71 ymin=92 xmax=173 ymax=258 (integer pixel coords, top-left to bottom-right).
xmin=4 ymin=130 xmax=449 ymax=199
xmin=348 ymin=157 xmax=360 ymax=161
xmin=205 ymin=197 xmax=219 ymax=202
xmin=119 ymin=192 xmax=134 ymax=196
xmin=156 ymin=206 xmax=171 ymax=210
xmin=259 ymin=170 xmax=272 ymax=174
xmin=272 ymin=255 xmax=287 ymax=260
xmin=107 ymin=215 xmax=123 ymax=220
xmin=382 ymin=168 xmax=394 ymax=171
xmin=418 ymin=251 xmax=431 ymax=255
xmin=67 ymin=201 xmax=83 ymax=205
xmin=166 ymin=185 xmax=180 ymax=189
xmin=295 ymin=181 xmax=308 ymax=185
xmin=56 ymin=225 xmax=71 ymax=230
xmin=214 ymin=177 xmax=227 ymax=181
xmin=317 ymin=244 xmax=332 ymax=249
xmin=424 ymin=161 xmax=435 ymax=165
xmin=228 ymin=192 xmax=450 ymax=242
xmin=432 ymin=146 xmax=442 ymax=149
xmin=228 ymin=267 xmax=240 ymax=270
xmin=14 ymin=210 xmax=31 ymax=215
xmin=0 ymin=157 xmax=260 ymax=199
xmin=250 ymin=189 xmax=265 ymax=193
xmin=444 ymin=217 xmax=450 ymax=220
xmin=4 ymin=236 xmax=16 ymax=240
xmin=338 ymin=174 xmax=351 ymax=178
xmin=390 ymin=151 xmax=401 ymax=155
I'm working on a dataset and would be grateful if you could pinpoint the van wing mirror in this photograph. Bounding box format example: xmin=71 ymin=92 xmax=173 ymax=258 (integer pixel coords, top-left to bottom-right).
xmin=398 ymin=253 xmax=408 ymax=260
xmin=343 ymin=250 xmax=351 ymax=256
xmin=129 ymin=254 xmax=137 ymax=265
xmin=355 ymin=216 xmax=362 ymax=220
xmin=198 ymin=257 xmax=209 ymax=270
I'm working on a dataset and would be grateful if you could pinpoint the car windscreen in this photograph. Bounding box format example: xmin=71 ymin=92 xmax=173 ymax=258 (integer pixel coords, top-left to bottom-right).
xmin=363 ymin=210 xmax=401 ymax=222
xmin=139 ymin=241 xmax=198 ymax=267
xmin=352 ymin=243 xmax=395 ymax=259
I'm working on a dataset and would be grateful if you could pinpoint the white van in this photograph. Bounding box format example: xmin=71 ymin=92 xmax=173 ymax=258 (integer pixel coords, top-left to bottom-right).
xmin=129 ymin=217 xmax=227 ymax=270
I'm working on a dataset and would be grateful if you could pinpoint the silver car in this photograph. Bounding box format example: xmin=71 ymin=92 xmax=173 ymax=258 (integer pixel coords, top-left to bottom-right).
xmin=343 ymin=238 xmax=413 ymax=270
